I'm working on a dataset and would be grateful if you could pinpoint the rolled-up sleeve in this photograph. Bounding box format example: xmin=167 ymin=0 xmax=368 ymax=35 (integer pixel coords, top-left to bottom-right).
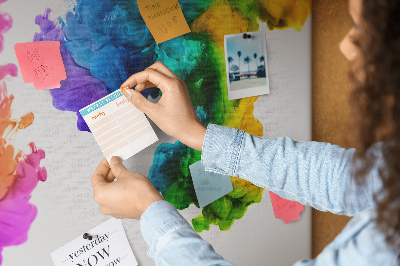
xmin=201 ymin=124 xmax=382 ymax=216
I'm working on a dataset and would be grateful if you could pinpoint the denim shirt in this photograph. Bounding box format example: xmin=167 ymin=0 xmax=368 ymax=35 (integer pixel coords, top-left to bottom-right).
xmin=140 ymin=124 xmax=399 ymax=265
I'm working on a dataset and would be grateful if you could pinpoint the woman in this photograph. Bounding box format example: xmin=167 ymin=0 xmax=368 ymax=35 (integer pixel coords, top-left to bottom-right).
xmin=91 ymin=0 xmax=400 ymax=264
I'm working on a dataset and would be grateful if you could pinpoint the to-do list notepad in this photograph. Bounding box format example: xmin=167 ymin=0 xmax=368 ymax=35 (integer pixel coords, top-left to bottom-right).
xmin=80 ymin=90 xmax=158 ymax=162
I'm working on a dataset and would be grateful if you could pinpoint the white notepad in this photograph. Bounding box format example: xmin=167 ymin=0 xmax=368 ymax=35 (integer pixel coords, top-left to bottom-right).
xmin=51 ymin=218 xmax=138 ymax=266
xmin=80 ymin=90 xmax=158 ymax=162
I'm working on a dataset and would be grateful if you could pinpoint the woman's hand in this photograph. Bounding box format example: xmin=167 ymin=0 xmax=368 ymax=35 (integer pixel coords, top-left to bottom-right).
xmin=120 ymin=61 xmax=206 ymax=151
xmin=91 ymin=157 xmax=164 ymax=219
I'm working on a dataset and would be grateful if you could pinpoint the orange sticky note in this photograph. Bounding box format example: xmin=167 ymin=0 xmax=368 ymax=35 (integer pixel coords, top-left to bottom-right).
xmin=14 ymin=41 xmax=66 ymax=90
xmin=137 ymin=0 xmax=191 ymax=44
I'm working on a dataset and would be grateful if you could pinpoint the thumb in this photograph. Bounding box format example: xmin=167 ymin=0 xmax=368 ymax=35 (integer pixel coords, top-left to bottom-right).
xmin=122 ymin=88 xmax=154 ymax=115
xmin=109 ymin=156 xmax=128 ymax=177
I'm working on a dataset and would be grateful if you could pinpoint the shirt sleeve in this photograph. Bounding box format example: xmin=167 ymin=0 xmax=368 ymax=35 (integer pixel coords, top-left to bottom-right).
xmin=201 ymin=124 xmax=383 ymax=216
xmin=140 ymin=200 xmax=235 ymax=265
xmin=293 ymin=210 xmax=399 ymax=266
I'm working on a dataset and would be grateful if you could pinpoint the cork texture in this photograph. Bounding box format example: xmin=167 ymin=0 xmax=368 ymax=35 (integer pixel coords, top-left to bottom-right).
xmin=312 ymin=0 xmax=353 ymax=257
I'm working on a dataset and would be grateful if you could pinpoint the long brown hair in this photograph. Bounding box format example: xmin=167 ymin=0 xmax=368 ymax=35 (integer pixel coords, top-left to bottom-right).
xmin=350 ymin=0 xmax=400 ymax=251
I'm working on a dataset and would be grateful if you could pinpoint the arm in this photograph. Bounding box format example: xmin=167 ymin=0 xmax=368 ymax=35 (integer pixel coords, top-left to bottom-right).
xmin=90 ymin=64 xmax=232 ymax=264
xmin=91 ymin=157 xmax=233 ymax=265
xmin=201 ymin=124 xmax=382 ymax=216
xmin=118 ymin=62 xmax=380 ymax=216
xmin=141 ymin=200 xmax=234 ymax=265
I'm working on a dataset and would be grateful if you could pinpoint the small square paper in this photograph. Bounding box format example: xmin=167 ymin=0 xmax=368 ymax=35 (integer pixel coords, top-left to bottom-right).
xmin=79 ymin=90 xmax=158 ymax=162
xmin=189 ymin=161 xmax=233 ymax=208
xmin=14 ymin=41 xmax=67 ymax=90
xmin=51 ymin=218 xmax=137 ymax=266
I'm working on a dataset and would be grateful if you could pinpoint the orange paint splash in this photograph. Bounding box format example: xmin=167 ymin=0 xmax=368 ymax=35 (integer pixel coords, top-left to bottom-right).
xmin=0 ymin=82 xmax=34 ymax=200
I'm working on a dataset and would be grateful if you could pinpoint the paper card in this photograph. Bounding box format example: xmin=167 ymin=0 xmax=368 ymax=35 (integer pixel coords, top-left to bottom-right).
xmin=224 ymin=31 xmax=270 ymax=100
xmin=269 ymin=191 xmax=304 ymax=223
xmin=137 ymin=0 xmax=191 ymax=44
xmin=189 ymin=161 xmax=233 ymax=208
xmin=51 ymin=218 xmax=138 ymax=266
xmin=79 ymin=90 xmax=158 ymax=162
xmin=14 ymin=41 xmax=67 ymax=90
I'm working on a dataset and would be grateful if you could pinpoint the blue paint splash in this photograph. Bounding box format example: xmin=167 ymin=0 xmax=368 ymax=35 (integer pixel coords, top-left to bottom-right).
xmin=33 ymin=0 xmax=310 ymax=232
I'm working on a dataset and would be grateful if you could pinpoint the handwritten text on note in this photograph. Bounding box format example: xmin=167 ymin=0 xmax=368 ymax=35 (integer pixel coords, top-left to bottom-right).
xmin=14 ymin=41 xmax=66 ymax=90
xmin=137 ymin=0 xmax=191 ymax=44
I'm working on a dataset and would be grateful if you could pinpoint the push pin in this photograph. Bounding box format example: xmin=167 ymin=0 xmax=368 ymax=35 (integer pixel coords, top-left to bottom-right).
xmin=83 ymin=233 xmax=94 ymax=240
xmin=243 ymin=33 xmax=252 ymax=39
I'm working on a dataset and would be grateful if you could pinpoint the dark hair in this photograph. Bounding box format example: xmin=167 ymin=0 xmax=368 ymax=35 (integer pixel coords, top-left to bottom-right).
xmin=350 ymin=0 xmax=400 ymax=253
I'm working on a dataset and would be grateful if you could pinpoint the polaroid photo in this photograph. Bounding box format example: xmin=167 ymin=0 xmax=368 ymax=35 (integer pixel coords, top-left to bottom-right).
xmin=224 ymin=31 xmax=270 ymax=100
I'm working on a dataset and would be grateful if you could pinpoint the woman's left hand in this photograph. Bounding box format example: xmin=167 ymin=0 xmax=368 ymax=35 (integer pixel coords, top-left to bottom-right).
xmin=91 ymin=157 xmax=164 ymax=219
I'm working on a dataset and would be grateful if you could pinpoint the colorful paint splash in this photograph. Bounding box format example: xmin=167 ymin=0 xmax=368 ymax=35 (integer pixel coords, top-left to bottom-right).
xmin=33 ymin=0 xmax=310 ymax=232
xmin=0 ymin=1 xmax=47 ymax=263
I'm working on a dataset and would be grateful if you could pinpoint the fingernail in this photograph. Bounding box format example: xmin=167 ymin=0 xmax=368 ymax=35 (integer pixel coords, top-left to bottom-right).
xmin=110 ymin=156 xmax=122 ymax=165
xmin=122 ymin=88 xmax=133 ymax=100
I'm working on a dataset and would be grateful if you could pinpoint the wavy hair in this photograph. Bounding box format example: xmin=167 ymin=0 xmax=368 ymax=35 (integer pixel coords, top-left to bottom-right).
xmin=349 ymin=0 xmax=400 ymax=253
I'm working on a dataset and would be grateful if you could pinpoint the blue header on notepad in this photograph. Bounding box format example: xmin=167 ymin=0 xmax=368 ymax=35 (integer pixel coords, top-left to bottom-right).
xmin=80 ymin=91 xmax=123 ymax=116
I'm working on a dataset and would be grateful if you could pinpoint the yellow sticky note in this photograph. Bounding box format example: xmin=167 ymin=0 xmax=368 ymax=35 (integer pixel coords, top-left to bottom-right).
xmin=137 ymin=0 xmax=191 ymax=44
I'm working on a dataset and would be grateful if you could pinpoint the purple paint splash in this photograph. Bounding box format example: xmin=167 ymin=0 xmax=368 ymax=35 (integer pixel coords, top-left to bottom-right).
xmin=33 ymin=9 xmax=110 ymax=131
xmin=33 ymin=9 xmax=109 ymax=131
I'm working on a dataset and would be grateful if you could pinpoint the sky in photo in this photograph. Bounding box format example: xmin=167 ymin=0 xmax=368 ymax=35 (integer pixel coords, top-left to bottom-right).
xmin=226 ymin=32 xmax=266 ymax=73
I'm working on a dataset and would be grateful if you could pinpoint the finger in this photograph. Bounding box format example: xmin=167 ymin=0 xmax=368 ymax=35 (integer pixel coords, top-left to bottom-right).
xmin=147 ymin=61 xmax=179 ymax=79
xmin=121 ymin=88 xmax=158 ymax=116
xmin=101 ymin=159 xmax=115 ymax=182
xmin=132 ymin=61 xmax=179 ymax=92
xmin=111 ymin=214 xmax=124 ymax=219
xmin=92 ymin=159 xmax=110 ymax=189
xmin=100 ymin=206 xmax=110 ymax=216
xmin=109 ymin=156 xmax=129 ymax=178
xmin=135 ymin=81 xmax=156 ymax=92
xmin=120 ymin=68 xmax=173 ymax=94
xmin=105 ymin=169 xmax=116 ymax=183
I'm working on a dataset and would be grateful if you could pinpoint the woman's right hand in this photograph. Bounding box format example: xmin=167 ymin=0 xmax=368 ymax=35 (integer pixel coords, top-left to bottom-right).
xmin=120 ymin=62 xmax=207 ymax=151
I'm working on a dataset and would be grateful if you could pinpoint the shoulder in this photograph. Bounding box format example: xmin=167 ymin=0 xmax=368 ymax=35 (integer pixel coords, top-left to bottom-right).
xmin=323 ymin=209 xmax=399 ymax=265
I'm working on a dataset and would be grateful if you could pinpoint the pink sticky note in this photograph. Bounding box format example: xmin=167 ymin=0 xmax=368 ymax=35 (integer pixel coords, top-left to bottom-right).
xmin=14 ymin=41 xmax=66 ymax=90
xmin=269 ymin=191 xmax=304 ymax=223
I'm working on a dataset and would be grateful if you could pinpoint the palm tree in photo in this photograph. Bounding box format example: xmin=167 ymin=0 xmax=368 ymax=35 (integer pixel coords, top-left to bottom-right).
xmin=228 ymin=56 xmax=234 ymax=73
xmin=244 ymin=56 xmax=251 ymax=78
xmin=253 ymin=53 xmax=257 ymax=73
xmin=231 ymin=64 xmax=239 ymax=72
xmin=260 ymin=55 xmax=265 ymax=71
xmin=237 ymin=51 xmax=242 ymax=77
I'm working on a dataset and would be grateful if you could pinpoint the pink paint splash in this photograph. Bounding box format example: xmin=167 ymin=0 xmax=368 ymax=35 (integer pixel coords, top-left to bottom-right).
xmin=269 ymin=191 xmax=304 ymax=223
xmin=0 ymin=7 xmax=12 ymax=54
xmin=0 ymin=2 xmax=47 ymax=265
xmin=0 ymin=64 xmax=17 ymax=80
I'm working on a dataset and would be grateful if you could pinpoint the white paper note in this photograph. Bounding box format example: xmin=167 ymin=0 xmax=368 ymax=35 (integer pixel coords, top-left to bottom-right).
xmin=79 ymin=90 xmax=158 ymax=162
xmin=51 ymin=218 xmax=138 ymax=266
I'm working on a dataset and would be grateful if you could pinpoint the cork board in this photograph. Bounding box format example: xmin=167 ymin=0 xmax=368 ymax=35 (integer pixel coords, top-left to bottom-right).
xmin=1 ymin=0 xmax=312 ymax=265
xmin=312 ymin=0 xmax=353 ymax=257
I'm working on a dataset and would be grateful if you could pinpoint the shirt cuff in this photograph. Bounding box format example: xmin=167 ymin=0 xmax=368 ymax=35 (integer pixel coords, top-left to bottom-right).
xmin=140 ymin=200 xmax=192 ymax=260
xmin=201 ymin=124 xmax=245 ymax=176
